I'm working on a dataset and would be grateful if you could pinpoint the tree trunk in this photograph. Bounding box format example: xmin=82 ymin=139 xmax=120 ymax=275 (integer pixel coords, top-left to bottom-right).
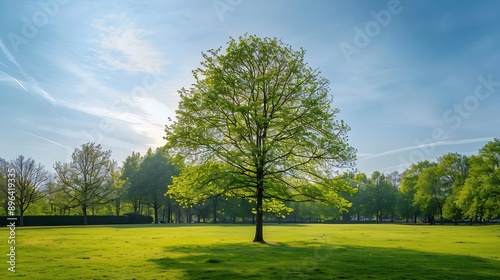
xmin=154 ymin=206 xmax=159 ymax=224
xmin=429 ymin=214 xmax=435 ymax=225
xmin=167 ymin=203 xmax=171 ymax=223
xmin=253 ymin=186 xmax=265 ymax=243
xmin=212 ymin=197 xmax=218 ymax=224
xmin=162 ymin=205 xmax=167 ymax=223
xmin=133 ymin=200 xmax=139 ymax=213
xmin=82 ymin=206 xmax=88 ymax=225
xmin=115 ymin=198 xmax=121 ymax=216
xmin=19 ymin=209 xmax=24 ymax=227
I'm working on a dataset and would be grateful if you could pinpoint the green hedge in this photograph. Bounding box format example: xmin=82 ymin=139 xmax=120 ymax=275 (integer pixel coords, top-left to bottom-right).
xmin=0 ymin=214 xmax=152 ymax=226
xmin=123 ymin=213 xmax=154 ymax=224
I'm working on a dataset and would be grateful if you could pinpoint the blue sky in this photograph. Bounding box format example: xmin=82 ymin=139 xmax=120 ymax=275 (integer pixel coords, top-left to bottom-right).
xmin=0 ymin=0 xmax=499 ymax=175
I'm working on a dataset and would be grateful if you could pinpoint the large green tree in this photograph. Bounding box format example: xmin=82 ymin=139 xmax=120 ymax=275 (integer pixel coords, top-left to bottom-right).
xmin=165 ymin=35 xmax=356 ymax=242
xmin=53 ymin=143 xmax=116 ymax=225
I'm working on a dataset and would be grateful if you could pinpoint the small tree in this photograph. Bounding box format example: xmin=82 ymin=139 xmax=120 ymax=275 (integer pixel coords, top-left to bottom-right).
xmin=0 ymin=156 xmax=48 ymax=226
xmin=53 ymin=143 xmax=115 ymax=225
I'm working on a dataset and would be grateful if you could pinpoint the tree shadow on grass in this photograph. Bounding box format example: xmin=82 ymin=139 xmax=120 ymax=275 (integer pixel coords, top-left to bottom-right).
xmin=148 ymin=241 xmax=500 ymax=280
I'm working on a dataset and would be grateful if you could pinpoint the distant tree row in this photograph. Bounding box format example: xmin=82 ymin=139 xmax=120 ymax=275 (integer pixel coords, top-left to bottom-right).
xmin=124 ymin=137 xmax=499 ymax=225
xmin=0 ymin=138 xmax=498 ymax=226
xmin=0 ymin=143 xmax=119 ymax=226
xmin=346 ymin=138 xmax=500 ymax=224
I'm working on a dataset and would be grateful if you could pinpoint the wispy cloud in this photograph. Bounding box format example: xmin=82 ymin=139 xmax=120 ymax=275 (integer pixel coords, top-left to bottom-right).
xmin=358 ymin=137 xmax=494 ymax=161
xmin=0 ymin=69 xmax=27 ymax=92
xmin=0 ymin=39 xmax=57 ymax=104
xmin=18 ymin=129 xmax=72 ymax=150
xmin=90 ymin=14 xmax=167 ymax=74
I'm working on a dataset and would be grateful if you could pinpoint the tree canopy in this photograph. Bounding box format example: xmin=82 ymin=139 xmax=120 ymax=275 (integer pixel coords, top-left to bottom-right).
xmin=0 ymin=156 xmax=48 ymax=226
xmin=53 ymin=143 xmax=116 ymax=225
xmin=164 ymin=35 xmax=356 ymax=242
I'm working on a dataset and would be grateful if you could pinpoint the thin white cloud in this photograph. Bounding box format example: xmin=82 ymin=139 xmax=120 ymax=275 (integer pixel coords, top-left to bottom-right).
xmin=90 ymin=14 xmax=167 ymax=74
xmin=359 ymin=137 xmax=494 ymax=161
xmin=58 ymin=98 xmax=167 ymax=147
xmin=0 ymin=70 xmax=27 ymax=92
xmin=0 ymin=39 xmax=57 ymax=104
xmin=18 ymin=130 xmax=72 ymax=150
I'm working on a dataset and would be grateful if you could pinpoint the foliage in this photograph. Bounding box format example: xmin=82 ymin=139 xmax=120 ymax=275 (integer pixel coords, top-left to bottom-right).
xmin=53 ymin=142 xmax=116 ymax=225
xmin=363 ymin=171 xmax=397 ymax=223
xmin=120 ymin=149 xmax=180 ymax=223
xmin=0 ymin=155 xmax=48 ymax=226
xmin=458 ymin=138 xmax=500 ymax=220
xmin=121 ymin=151 xmax=143 ymax=213
xmin=135 ymin=148 xmax=179 ymax=223
xmin=439 ymin=153 xmax=469 ymax=222
xmin=165 ymin=34 xmax=356 ymax=242
xmin=399 ymin=161 xmax=433 ymax=222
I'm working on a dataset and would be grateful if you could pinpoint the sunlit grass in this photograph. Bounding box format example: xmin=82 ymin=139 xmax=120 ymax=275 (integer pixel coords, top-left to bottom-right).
xmin=3 ymin=224 xmax=499 ymax=279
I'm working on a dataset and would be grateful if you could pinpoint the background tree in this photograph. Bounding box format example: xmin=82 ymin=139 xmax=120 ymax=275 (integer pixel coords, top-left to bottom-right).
xmin=364 ymin=171 xmax=397 ymax=223
xmin=414 ymin=163 xmax=450 ymax=225
xmin=165 ymin=35 xmax=356 ymax=242
xmin=135 ymin=148 xmax=179 ymax=223
xmin=439 ymin=153 xmax=469 ymax=223
xmin=121 ymin=152 xmax=143 ymax=214
xmin=347 ymin=172 xmax=369 ymax=221
xmin=109 ymin=166 xmax=127 ymax=216
xmin=44 ymin=179 xmax=72 ymax=215
xmin=400 ymin=161 xmax=433 ymax=223
xmin=0 ymin=158 xmax=9 ymax=215
xmin=53 ymin=142 xmax=116 ymax=225
xmin=1 ymin=156 xmax=48 ymax=226
xmin=458 ymin=139 xmax=500 ymax=222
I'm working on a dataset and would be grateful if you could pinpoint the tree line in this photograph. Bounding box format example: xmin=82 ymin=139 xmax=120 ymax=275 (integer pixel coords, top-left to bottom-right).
xmin=1 ymin=138 xmax=498 ymax=226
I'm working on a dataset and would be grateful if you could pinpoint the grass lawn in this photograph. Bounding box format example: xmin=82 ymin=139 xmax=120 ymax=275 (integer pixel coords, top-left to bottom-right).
xmin=2 ymin=223 xmax=499 ymax=279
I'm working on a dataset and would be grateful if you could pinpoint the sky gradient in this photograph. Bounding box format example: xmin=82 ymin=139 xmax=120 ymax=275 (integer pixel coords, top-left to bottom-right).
xmin=1 ymin=0 xmax=499 ymax=175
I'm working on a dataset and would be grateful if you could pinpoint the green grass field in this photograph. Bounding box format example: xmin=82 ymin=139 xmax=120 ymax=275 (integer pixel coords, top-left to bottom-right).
xmin=2 ymin=224 xmax=499 ymax=279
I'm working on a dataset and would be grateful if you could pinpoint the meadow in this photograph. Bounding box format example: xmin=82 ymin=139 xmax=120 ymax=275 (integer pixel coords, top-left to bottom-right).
xmin=3 ymin=224 xmax=500 ymax=279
